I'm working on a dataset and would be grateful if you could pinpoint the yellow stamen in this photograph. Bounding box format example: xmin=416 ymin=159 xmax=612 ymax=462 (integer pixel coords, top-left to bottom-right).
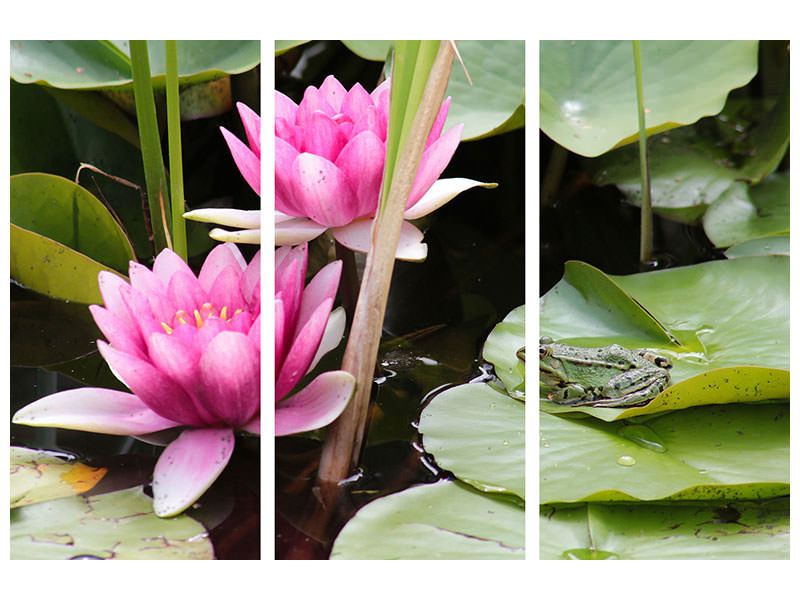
xmin=161 ymin=322 xmax=173 ymax=334
xmin=233 ymin=308 xmax=243 ymax=317
xmin=220 ymin=306 xmax=228 ymax=321
xmin=175 ymin=310 xmax=190 ymax=325
xmin=194 ymin=309 xmax=204 ymax=328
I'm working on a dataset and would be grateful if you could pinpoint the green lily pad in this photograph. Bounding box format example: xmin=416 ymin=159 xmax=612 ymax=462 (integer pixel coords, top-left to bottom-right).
xmin=541 ymin=499 xmax=789 ymax=559
xmin=11 ymin=486 xmax=213 ymax=559
xmin=331 ymin=480 xmax=524 ymax=559
xmin=342 ymin=40 xmax=393 ymax=61
xmin=11 ymin=447 xmax=107 ymax=509
xmin=482 ymin=304 xmax=525 ymax=398
xmin=724 ymin=234 xmax=789 ymax=258
xmin=540 ymin=403 xmax=788 ymax=504
xmin=541 ymin=40 xmax=758 ymax=157
xmin=419 ymin=383 xmax=524 ymax=499
xmin=541 ymin=261 xmax=677 ymax=347
xmin=10 ymin=40 xmax=260 ymax=90
xmin=737 ymin=78 xmax=789 ymax=183
xmin=541 ymin=257 xmax=788 ymax=418
xmin=588 ymin=130 xmax=746 ymax=224
xmin=703 ymin=171 xmax=789 ymax=248
xmin=11 ymin=173 xmax=135 ymax=274
xmin=275 ymin=40 xmax=309 ymax=55
xmin=10 ymin=224 xmax=125 ymax=304
xmin=10 ymin=81 xmax=154 ymax=258
xmin=444 ymin=40 xmax=525 ymax=140
xmin=340 ymin=40 xmax=525 ymax=140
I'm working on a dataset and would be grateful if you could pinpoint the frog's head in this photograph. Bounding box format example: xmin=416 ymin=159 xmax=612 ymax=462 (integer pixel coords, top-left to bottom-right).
xmin=539 ymin=336 xmax=568 ymax=386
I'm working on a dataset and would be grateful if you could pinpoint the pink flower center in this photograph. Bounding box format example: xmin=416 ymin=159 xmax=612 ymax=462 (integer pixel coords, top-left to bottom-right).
xmin=160 ymin=302 xmax=243 ymax=334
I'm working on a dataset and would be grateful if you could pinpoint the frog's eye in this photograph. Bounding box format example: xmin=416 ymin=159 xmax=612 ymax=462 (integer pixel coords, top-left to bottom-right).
xmin=539 ymin=345 xmax=551 ymax=359
xmin=654 ymin=357 xmax=672 ymax=369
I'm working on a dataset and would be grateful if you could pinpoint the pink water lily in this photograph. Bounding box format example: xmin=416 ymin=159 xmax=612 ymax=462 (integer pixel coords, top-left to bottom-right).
xmin=276 ymin=75 xmax=493 ymax=261
xmin=184 ymin=102 xmax=261 ymax=244
xmin=275 ymin=243 xmax=355 ymax=435
xmin=13 ymin=243 xmax=260 ymax=517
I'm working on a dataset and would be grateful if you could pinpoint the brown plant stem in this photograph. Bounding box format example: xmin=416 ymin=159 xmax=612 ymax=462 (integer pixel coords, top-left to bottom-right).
xmin=317 ymin=41 xmax=456 ymax=487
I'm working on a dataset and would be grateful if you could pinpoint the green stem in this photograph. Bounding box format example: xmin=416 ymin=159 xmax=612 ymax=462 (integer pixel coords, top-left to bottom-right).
xmin=540 ymin=144 xmax=568 ymax=208
xmin=165 ymin=41 xmax=187 ymax=260
xmin=632 ymin=40 xmax=653 ymax=265
xmin=318 ymin=41 xmax=456 ymax=487
xmin=130 ymin=40 xmax=170 ymax=255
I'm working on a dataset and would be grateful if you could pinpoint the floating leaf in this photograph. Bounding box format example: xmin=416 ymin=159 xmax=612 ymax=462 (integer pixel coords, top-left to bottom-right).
xmin=331 ymin=480 xmax=524 ymax=559
xmin=11 ymin=447 xmax=107 ymax=509
xmin=541 ymin=257 xmax=788 ymax=419
xmin=342 ymin=40 xmax=392 ymax=61
xmin=444 ymin=40 xmax=525 ymax=140
xmin=588 ymin=131 xmax=746 ymax=224
xmin=540 ymin=404 xmax=788 ymax=504
xmin=541 ymin=40 xmax=758 ymax=156
xmin=541 ymin=499 xmax=788 ymax=560
xmin=419 ymin=383 xmax=524 ymax=499
xmin=11 ymin=486 xmax=213 ymax=560
xmin=11 ymin=40 xmax=259 ymax=90
xmin=481 ymin=304 xmax=525 ymax=398
xmin=724 ymin=234 xmax=789 ymax=258
xmin=703 ymin=171 xmax=789 ymax=248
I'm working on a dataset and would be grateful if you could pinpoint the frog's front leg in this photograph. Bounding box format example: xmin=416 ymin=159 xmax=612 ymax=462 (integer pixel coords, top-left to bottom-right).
xmin=547 ymin=382 xmax=600 ymax=405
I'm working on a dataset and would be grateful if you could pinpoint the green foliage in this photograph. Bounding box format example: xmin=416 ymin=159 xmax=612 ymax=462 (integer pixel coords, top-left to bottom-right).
xmin=11 ymin=486 xmax=213 ymax=560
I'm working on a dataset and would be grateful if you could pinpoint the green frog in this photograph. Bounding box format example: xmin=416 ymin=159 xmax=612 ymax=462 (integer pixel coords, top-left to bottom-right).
xmin=539 ymin=337 xmax=672 ymax=407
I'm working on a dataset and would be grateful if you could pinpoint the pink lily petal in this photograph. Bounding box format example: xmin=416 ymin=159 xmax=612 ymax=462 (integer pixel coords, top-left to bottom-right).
xmin=296 ymin=85 xmax=335 ymax=127
xmin=166 ymin=271 xmax=207 ymax=316
xmin=152 ymin=427 xmax=235 ymax=517
xmin=407 ymin=123 xmax=464 ymax=208
xmin=241 ymin=415 xmax=260 ymax=435
xmin=97 ymin=340 xmax=207 ymax=427
xmin=12 ymin=388 xmax=183 ymax=435
xmin=403 ymin=178 xmax=498 ymax=220
xmin=275 ymin=216 xmax=328 ymax=246
xmin=308 ymin=306 xmax=346 ymax=372
xmin=426 ymin=96 xmax=452 ymax=148
xmin=290 ymin=153 xmax=359 ymax=227
xmin=129 ymin=261 xmax=168 ymax=297
xmin=197 ymin=331 xmax=260 ymax=426
xmin=275 ymin=370 xmax=356 ymax=436
xmin=207 ymin=265 xmax=247 ymax=313
xmin=276 ymin=297 xmax=334 ymax=401
xmin=319 ymin=75 xmax=348 ymax=112
xmin=236 ymin=102 xmax=260 ymax=157
xmin=248 ymin=313 xmax=261 ymax=352
xmin=332 ymin=219 xmax=428 ymax=261
xmin=221 ymin=126 xmax=260 ymax=196
xmin=304 ymin=111 xmax=348 ymax=162
xmin=197 ymin=242 xmax=246 ymax=293
xmin=275 ymin=90 xmax=297 ymax=123
xmin=296 ymin=259 xmax=342 ymax=329
xmin=340 ymin=82 xmax=373 ymax=121
xmin=240 ymin=249 xmax=261 ymax=308
xmin=275 ymin=137 xmax=302 ymax=216
xmin=120 ymin=286 xmax=163 ymax=340
xmin=88 ymin=305 xmax=146 ymax=359
xmin=275 ymin=296 xmax=286 ymax=370
xmin=97 ymin=271 xmax=133 ymax=325
xmin=153 ymin=248 xmax=196 ymax=286
xmin=335 ymin=130 xmax=385 ymax=218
